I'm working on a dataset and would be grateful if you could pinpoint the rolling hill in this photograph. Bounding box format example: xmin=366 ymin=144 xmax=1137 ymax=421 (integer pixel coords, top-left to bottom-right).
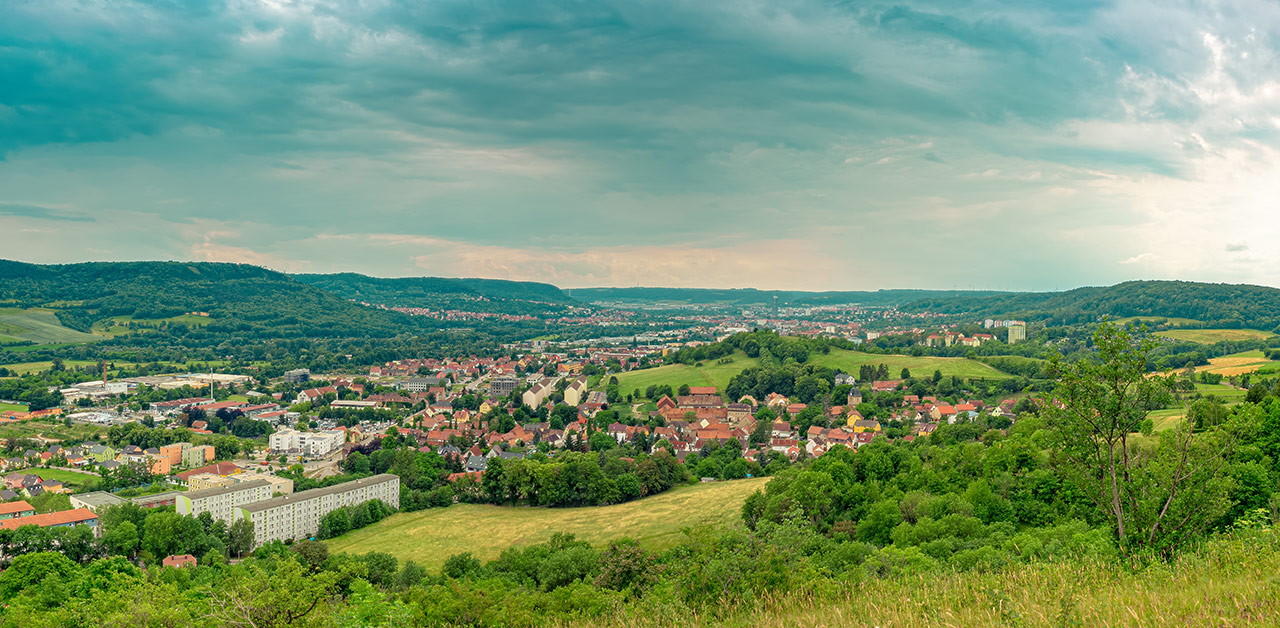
xmin=0 ymin=308 xmax=100 ymax=344
xmin=0 ymin=259 xmax=429 ymax=342
xmin=293 ymin=272 xmax=573 ymax=313
xmin=571 ymin=287 xmax=1007 ymax=306
xmin=901 ymin=280 xmax=1280 ymax=331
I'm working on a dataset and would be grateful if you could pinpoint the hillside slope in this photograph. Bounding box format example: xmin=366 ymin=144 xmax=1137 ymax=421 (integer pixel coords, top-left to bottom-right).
xmin=902 ymin=280 xmax=1280 ymax=331
xmin=293 ymin=272 xmax=572 ymax=313
xmin=573 ymin=286 xmax=1006 ymax=306
xmin=0 ymin=260 xmax=428 ymax=341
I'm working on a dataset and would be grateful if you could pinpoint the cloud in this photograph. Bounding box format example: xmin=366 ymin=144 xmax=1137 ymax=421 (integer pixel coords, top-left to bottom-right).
xmin=1226 ymin=243 xmax=1249 ymax=252
xmin=0 ymin=1 xmax=1279 ymax=289
xmin=0 ymin=202 xmax=93 ymax=222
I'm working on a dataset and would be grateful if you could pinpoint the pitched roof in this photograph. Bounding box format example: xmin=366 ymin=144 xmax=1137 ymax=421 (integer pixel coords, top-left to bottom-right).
xmin=0 ymin=508 xmax=97 ymax=530
xmin=0 ymin=501 xmax=34 ymax=516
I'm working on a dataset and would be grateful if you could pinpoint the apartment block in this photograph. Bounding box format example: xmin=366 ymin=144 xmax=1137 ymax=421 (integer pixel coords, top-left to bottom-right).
xmin=234 ymin=474 xmax=399 ymax=547
xmin=176 ymin=479 xmax=274 ymax=522
xmin=268 ymin=429 xmax=345 ymax=458
xmin=182 ymin=445 xmax=216 ymax=467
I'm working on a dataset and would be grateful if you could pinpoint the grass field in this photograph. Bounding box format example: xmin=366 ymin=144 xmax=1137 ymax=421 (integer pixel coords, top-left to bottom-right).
xmin=0 ymin=359 xmax=142 ymax=376
xmin=613 ymin=349 xmax=1010 ymax=396
xmin=0 ymin=402 xmax=28 ymax=413
xmin=0 ymin=308 xmax=100 ymax=344
xmin=1148 ymin=408 xmax=1187 ymax=431
xmin=16 ymin=467 xmax=100 ymax=488
xmin=326 ymin=477 xmax=769 ymax=569
xmin=0 ymin=420 xmax=109 ymax=442
xmin=92 ymin=314 xmax=212 ymax=337
xmin=809 ymin=349 xmax=1012 ymax=380
xmin=576 ymin=533 xmax=1280 ymax=628
xmin=611 ymin=352 xmax=761 ymax=394
xmin=1156 ymin=328 xmax=1275 ymax=344
xmin=1193 ymin=382 xmax=1247 ymax=402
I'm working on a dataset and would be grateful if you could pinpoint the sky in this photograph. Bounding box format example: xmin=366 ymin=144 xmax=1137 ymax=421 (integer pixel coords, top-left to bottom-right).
xmin=1 ymin=0 xmax=1279 ymax=291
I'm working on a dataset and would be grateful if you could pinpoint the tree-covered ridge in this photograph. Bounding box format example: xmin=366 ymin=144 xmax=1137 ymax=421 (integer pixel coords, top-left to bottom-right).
xmin=902 ymin=280 xmax=1280 ymax=331
xmin=572 ymin=286 xmax=1007 ymax=306
xmin=293 ymin=272 xmax=573 ymax=310
xmin=0 ymin=259 xmax=431 ymax=339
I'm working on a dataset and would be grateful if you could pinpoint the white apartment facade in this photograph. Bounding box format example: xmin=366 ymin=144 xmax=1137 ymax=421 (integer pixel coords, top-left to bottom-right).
xmin=176 ymin=479 xmax=274 ymax=522
xmin=233 ymin=474 xmax=400 ymax=547
xmin=268 ymin=428 xmax=345 ymax=457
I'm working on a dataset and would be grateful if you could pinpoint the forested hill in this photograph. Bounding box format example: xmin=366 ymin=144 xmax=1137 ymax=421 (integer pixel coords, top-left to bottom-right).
xmin=293 ymin=272 xmax=571 ymax=311
xmin=571 ymin=286 xmax=1007 ymax=306
xmin=0 ymin=260 xmax=427 ymax=339
xmin=901 ymin=280 xmax=1280 ymax=331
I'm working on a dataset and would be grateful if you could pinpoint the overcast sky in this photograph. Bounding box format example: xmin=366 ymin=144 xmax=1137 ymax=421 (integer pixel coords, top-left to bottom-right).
xmin=2 ymin=0 xmax=1278 ymax=290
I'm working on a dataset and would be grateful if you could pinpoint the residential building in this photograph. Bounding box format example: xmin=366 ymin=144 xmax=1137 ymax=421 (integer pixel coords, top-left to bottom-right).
xmin=563 ymin=377 xmax=588 ymax=406
xmin=158 ymin=442 xmax=190 ymax=467
xmin=1007 ymin=323 xmax=1027 ymax=343
xmin=0 ymin=500 xmax=35 ymax=520
xmin=398 ymin=377 xmax=441 ymax=393
xmin=522 ymin=381 xmax=552 ymax=409
xmin=234 ymin=473 xmax=294 ymax=496
xmin=269 ymin=428 xmax=345 ymax=458
xmin=0 ymin=508 xmax=98 ymax=534
xmin=176 ymin=479 xmax=274 ymax=522
xmin=69 ymin=492 xmax=125 ymax=513
xmin=282 ymin=368 xmax=311 ymax=383
xmin=130 ymin=491 xmax=182 ymax=509
xmin=182 ymin=445 xmax=216 ymax=467
xmin=233 ymin=474 xmax=400 ymax=547
xmin=187 ymin=473 xmax=236 ymax=491
xmin=162 ymin=554 xmax=198 ymax=568
xmin=489 ymin=376 xmax=519 ymax=397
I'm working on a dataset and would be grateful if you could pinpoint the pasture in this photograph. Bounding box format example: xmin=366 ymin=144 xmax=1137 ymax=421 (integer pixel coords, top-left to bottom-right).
xmin=808 ymin=349 xmax=1013 ymax=380
xmin=325 ymin=477 xmax=769 ymax=570
xmin=0 ymin=308 xmax=100 ymax=345
xmin=1155 ymin=328 xmax=1274 ymax=344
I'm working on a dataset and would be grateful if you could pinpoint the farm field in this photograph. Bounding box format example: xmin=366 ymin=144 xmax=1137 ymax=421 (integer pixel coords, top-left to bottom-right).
xmin=0 ymin=308 xmax=101 ymax=345
xmin=1156 ymin=328 xmax=1275 ymax=344
xmin=808 ymin=349 xmax=1013 ymax=380
xmin=16 ymin=467 xmax=100 ymax=489
xmin=326 ymin=477 xmax=769 ymax=570
xmin=1193 ymin=382 xmax=1247 ymax=402
xmin=1194 ymin=350 xmax=1276 ymax=377
xmin=1112 ymin=316 xmax=1204 ymax=327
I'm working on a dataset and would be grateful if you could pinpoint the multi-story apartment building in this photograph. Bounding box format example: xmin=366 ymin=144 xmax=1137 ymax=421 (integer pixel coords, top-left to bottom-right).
xmin=268 ymin=428 xmax=345 ymax=458
xmin=563 ymin=376 xmax=588 ymax=406
xmin=176 ymin=479 xmax=274 ymax=522
xmin=489 ymin=376 xmax=519 ymax=397
xmin=233 ymin=474 xmax=399 ymax=547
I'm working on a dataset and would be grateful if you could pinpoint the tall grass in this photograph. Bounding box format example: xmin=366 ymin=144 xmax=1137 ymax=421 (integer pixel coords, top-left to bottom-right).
xmin=572 ymin=531 xmax=1280 ymax=627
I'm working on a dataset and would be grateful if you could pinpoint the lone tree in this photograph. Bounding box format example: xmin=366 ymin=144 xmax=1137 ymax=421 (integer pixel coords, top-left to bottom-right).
xmin=1045 ymin=322 xmax=1233 ymax=558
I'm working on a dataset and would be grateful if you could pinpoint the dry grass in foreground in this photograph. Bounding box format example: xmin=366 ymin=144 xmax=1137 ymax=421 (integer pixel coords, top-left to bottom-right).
xmin=578 ymin=533 xmax=1280 ymax=628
